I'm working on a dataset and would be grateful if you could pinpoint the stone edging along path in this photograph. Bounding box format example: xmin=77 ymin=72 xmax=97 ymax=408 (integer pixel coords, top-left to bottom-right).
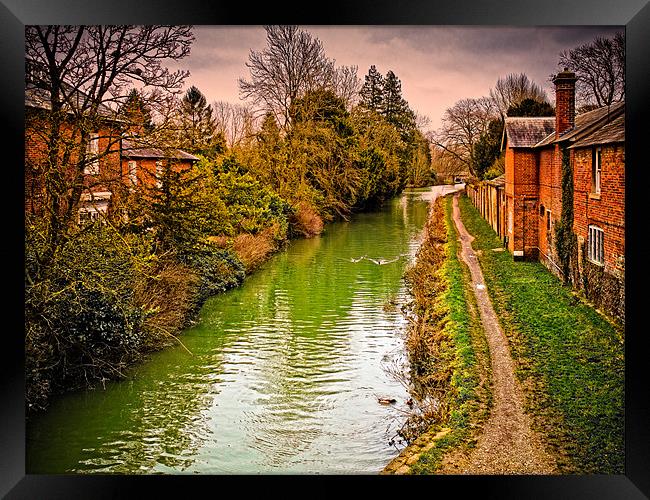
xmin=384 ymin=192 xmax=556 ymax=475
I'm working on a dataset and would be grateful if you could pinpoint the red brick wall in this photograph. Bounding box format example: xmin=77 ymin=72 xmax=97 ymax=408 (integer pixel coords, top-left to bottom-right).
xmin=121 ymin=157 xmax=194 ymax=190
xmin=573 ymin=143 xmax=625 ymax=276
xmin=25 ymin=109 xmax=122 ymax=217
xmin=506 ymin=147 xmax=539 ymax=257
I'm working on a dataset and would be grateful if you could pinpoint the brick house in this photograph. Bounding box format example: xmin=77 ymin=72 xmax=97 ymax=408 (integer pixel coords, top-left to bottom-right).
xmin=500 ymin=70 xmax=625 ymax=321
xmin=25 ymin=82 xmax=199 ymax=223
xmin=25 ymin=81 xmax=123 ymax=221
xmin=121 ymin=138 xmax=199 ymax=193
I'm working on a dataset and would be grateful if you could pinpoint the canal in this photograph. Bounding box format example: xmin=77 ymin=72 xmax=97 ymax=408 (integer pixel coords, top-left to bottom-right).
xmin=27 ymin=186 xmax=458 ymax=474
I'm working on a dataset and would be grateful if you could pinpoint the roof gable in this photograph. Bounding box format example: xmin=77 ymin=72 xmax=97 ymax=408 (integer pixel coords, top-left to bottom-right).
xmin=505 ymin=117 xmax=555 ymax=148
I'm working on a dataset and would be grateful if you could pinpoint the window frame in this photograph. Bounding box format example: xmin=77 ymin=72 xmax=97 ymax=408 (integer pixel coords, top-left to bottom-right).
xmin=587 ymin=224 xmax=604 ymax=265
xmin=592 ymin=146 xmax=602 ymax=194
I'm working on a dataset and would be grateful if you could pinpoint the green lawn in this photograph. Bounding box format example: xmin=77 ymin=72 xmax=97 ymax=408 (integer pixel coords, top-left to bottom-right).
xmin=458 ymin=193 xmax=624 ymax=473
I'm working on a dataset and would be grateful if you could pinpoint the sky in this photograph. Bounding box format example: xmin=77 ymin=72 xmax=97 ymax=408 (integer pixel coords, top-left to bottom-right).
xmin=169 ymin=25 xmax=623 ymax=133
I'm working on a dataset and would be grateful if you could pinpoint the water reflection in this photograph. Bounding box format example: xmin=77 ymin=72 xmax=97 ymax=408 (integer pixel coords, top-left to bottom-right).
xmin=27 ymin=190 xmax=431 ymax=474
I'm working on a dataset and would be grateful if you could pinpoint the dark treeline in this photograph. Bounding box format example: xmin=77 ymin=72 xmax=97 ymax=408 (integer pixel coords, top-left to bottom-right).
xmin=24 ymin=25 xmax=433 ymax=412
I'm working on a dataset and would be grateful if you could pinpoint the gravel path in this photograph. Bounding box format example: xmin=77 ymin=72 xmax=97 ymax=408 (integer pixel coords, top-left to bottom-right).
xmin=438 ymin=193 xmax=556 ymax=475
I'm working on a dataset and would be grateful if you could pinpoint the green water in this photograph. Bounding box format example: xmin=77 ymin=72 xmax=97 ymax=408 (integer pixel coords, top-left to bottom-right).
xmin=27 ymin=189 xmax=437 ymax=474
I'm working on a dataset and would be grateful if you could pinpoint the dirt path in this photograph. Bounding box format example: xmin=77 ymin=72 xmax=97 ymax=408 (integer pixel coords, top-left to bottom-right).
xmin=438 ymin=193 xmax=556 ymax=475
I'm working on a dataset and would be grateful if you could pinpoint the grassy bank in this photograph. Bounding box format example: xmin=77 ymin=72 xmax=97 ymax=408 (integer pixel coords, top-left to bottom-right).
xmin=458 ymin=193 xmax=624 ymax=474
xmin=385 ymin=194 xmax=491 ymax=474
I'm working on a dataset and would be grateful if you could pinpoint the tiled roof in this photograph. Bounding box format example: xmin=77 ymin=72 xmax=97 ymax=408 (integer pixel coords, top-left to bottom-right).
xmin=122 ymin=138 xmax=199 ymax=161
xmin=568 ymin=114 xmax=625 ymax=149
xmin=535 ymin=101 xmax=625 ymax=147
xmin=504 ymin=118 xmax=555 ymax=148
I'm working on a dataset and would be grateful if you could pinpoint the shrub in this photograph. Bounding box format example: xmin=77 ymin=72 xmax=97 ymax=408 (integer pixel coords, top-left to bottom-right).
xmin=288 ymin=201 xmax=324 ymax=238
xmin=25 ymin=219 xmax=150 ymax=411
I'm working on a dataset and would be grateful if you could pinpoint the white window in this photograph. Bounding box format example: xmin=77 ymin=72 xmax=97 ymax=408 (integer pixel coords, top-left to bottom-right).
xmin=128 ymin=160 xmax=138 ymax=186
xmin=592 ymin=147 xmax=602 ymax=194
xmin=84 ymin=133 xmax=100 ymax=175
xmin=588 ymin=225 xmax=604 ymax=265
xmin=156 ymin=160 xmax=163 ymax=188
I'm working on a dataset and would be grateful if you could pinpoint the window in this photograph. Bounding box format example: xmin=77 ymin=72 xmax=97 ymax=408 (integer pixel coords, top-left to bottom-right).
xmin=128 ymin=160 xmax=138 ymax=186
xmin=546 ymin=209 xmax=552 ymax=232
xmin=84 ymin=133 xmax=100 ymax=175
xmin=592 ymin=147 xmax=602 ymax=194
xmin=156 ymin=160 xmax=163 ymax=188
xmin=588 ymin=225 xmax=604 ymax=265
xmin=78 ymin=192 xmax=111 ymax=225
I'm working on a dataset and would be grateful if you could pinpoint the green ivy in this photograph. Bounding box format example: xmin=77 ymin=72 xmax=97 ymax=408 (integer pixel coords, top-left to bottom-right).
xmin=554 ymin=147 xmax=575 ymax=284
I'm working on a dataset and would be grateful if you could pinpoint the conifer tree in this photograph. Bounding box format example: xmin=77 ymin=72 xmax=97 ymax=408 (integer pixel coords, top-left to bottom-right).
xmin=177 ymin=86 xmax=225 ymax=158
xmin=359 ymin=65 xmax=384 ymax=113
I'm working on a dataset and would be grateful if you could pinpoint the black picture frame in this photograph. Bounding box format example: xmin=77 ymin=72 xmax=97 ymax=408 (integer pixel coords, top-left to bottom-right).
xmin=2 ymin=1 xmax=649 ymax=497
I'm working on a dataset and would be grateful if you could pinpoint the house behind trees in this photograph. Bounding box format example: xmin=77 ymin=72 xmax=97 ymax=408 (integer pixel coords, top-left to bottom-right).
xmin=25 ymin=82 xmax=198 ymax=224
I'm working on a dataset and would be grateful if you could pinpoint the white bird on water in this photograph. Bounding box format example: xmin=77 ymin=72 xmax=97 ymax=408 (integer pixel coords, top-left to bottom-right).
xmin=366 ymin=256 xmax=401 ymax=265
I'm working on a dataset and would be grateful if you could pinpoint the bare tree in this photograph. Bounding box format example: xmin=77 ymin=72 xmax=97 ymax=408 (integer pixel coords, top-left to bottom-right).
xmin=490 ymin=73 xmax=548 ymax=118
xmin=213 ymin=100 xmax=256 ymax=149
xmin=559 ymin=32 xmax=625 ymax=107
xmin=238 ymin=25 xmax=335 ymax=132
xmin=332 ymin=65 xmax=361 ymax=109
xmin=25 ymin=25 xmax=194 ymax=266
xmin=430 ymin=97 xmax=496 ymax=177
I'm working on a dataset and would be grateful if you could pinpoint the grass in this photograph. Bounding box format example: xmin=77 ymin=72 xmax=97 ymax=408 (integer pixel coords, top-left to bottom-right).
xmin=405 ymin=195 xmax=492 ymax=474
xmin=457 ymin=193 xmax=624 ymax=474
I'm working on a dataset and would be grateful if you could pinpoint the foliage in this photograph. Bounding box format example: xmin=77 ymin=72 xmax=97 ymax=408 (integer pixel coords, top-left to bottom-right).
xmin=214 ymin=156 xmax=292 ymax=236
xmin=405 ymin=196 xmax=491 ymax=473
xmin=119 ymin=89 xmax=155 ymax=134
xmin=554 ymin=147 xmax=575 ymax=284
xmin=176 ymin=86 xmax=226 ymax=158
xmin=473 ymin=118 xmax=504 ymax=180
xmin=177 ymin=245 xmax=245 ymax=305
xmin=506 ymin=98 xmax=555 ymax=117
xmin=458 ymin=194 xmax=624 ymax=474
xmin=25 ymin=218 xmax=151 ymax=411
xmin=433 ymin=97 xmax=496 ymax=177
xmin=238 ymin=25 xmax=335 ymax=131
xmin=490 ymin=73 xmax=549 ymax=117
xmin=359 ymin=65 xmax=384 ymax=113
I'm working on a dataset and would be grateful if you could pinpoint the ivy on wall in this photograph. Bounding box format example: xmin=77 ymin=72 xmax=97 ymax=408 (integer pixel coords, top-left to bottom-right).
xmin=554 ymin=147 xmax=575 ymax=284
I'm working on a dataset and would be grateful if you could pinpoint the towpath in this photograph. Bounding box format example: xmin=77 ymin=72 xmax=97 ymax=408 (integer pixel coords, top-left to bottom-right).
xmin=437 ymin=193 xmax=556 ymax=474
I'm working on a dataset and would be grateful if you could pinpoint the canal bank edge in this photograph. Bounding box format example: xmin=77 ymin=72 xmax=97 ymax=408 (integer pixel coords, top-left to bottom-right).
xmin=383 ymin=193 xmax=493 ymax=475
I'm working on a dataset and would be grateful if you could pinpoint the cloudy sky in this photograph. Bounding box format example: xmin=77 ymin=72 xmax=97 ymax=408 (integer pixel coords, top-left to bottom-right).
xmin=171 ymin=25 xmax=623 ymax=132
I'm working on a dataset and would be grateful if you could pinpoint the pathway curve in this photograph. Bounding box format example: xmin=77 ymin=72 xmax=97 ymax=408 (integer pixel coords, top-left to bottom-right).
xmin=438 ymin=193 xmax=556 ymax=474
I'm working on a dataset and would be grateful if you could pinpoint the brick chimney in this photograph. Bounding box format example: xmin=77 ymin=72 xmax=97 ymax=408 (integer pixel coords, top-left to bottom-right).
xmin=553 ymin=68 xmax=577 ymax=139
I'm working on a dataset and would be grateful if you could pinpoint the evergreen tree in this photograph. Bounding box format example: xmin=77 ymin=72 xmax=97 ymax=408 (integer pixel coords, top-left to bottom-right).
xmin=120 ymin=89 xmax=154 ymax=135
xmin=177 ymin=85 xmax=225 ymax=158
xmin=359 ymin=65 xmax=384 ymax=113
xmin=507 ymin=98 xmax=555 ymax=117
